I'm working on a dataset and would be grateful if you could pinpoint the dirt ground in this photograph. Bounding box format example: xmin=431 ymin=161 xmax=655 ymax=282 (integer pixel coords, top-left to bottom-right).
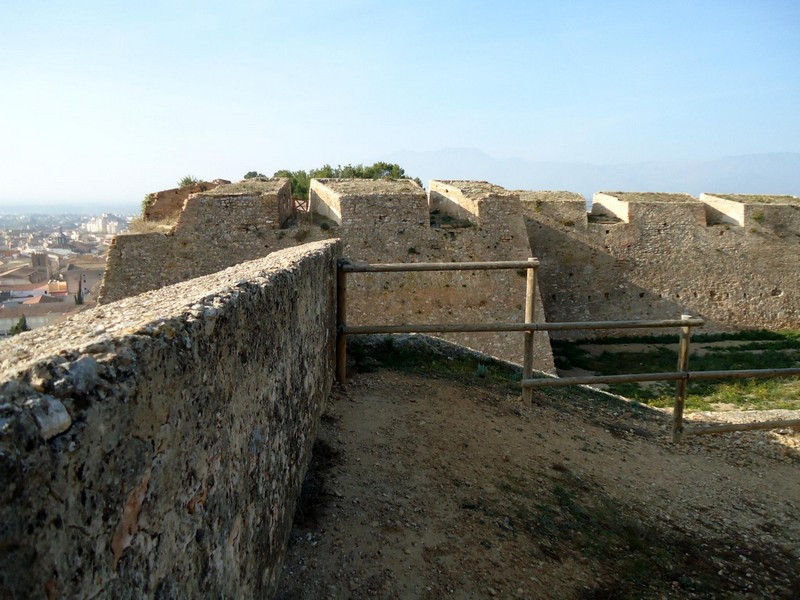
xmin=275 ymin=368 xmax=800 ymax=599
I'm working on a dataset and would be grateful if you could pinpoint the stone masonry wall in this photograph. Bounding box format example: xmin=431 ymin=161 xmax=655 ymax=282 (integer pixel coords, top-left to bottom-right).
xmin=0 ymin=240 xmax=340 ymax=599
xmin=521 ymin=191 xmax=800 ymax=338
xmin=312 ymin=179 xmax=554 ymax=371
xmin=143 ymin=180 xmax=229 ymax=221
xmin=100 ymin=178 xmax=331 ymax=304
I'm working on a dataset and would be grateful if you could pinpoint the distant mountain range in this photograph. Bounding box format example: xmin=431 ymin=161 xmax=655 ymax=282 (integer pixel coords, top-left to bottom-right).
xmin=382 ymin=149 xmax=800 ymax=201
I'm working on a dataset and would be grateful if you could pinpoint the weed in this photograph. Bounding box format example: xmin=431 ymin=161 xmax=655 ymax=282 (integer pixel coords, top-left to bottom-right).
xmin=126 ymin=215 xmax=179 ymax=234
xmin=348 ymin=336 xmax=521 ymax=393
xmin=552 ymin=330 xmax=800 ymax=410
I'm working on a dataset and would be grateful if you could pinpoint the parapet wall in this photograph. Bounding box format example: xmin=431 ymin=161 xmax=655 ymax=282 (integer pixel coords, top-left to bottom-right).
xmin=100 ymin=178 xmax=323 ymax=303
xmin=312 ymin=179 xmax=553 ymax=370
xmin=0 ymin=240 xmax=340 ymax=599
xmin=142 ymin=180 xmax=229 ymax=221
xmin=522 ymin=191 xmax=800 ymax=337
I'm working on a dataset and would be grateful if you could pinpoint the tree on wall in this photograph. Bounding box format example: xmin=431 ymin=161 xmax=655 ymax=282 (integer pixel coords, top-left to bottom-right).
xmin=272 ymin=162 xmax=421 ymax=199
xmin=9 ymin=315 xmax=30 ymax=336
xmin=179 ymin=175 xmax=200 ymax=187
xmin=244 ymin=171 xmax=266 ymax=179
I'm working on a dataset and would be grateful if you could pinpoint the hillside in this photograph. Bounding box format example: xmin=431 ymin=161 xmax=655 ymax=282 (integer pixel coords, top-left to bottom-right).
xmin=277 ymin=339 xmax=800 ymax=599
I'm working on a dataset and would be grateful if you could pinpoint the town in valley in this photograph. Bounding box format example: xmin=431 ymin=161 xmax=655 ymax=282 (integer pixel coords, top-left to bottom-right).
xmin=0 ymin=209 xmax=131 ymax=337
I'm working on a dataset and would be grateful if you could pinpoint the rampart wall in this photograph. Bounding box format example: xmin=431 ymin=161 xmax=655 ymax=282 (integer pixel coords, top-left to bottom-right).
xmin=101 ymin=175 xmax=798 ymax=364
xmin=105 ymin=177 xmax=554 ymax=370
xmin=521 ymin=191 xmax=800 ymax=338
xmin=311 ymin=179 xmax=553 ymax=370
xmin=100 ymin=178 xmax=323 ymax=303
xmin=142 ymin=180 xmax=229 ymax=221
xmin=0 ymin=240 xmax=340 ymax=599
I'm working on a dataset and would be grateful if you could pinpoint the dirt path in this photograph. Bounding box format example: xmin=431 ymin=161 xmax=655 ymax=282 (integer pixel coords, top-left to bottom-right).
xmin=276 ymin=370 xmax=800 ymax=599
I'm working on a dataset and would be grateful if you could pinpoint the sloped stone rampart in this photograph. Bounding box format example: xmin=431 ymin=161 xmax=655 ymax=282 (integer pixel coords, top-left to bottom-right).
xmin=522 ymin=192 xmax=800 ymax=337
xmin=0 ymin=240 xmax=340 ymax=599
xmin=99 ymin=178 xmax=331 ymax=303
xmin=312 ymin=179 xmax=554 ymax=371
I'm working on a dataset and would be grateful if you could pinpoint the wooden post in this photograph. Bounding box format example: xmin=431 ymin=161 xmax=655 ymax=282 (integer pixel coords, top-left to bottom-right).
xmin=672 ymin=314 xmax=693 ymax=443
xmin=522 ymin=258 xmax=537 ymax=403
xmin=336 ymin=260 xmax=348 ymax=383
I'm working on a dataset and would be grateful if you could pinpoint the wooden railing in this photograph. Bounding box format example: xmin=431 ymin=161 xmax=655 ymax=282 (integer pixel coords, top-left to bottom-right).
xmin=337 ymin=258 xmax=541 ymax=400
xmin=336 ymin=259 xmax=800 ymax=443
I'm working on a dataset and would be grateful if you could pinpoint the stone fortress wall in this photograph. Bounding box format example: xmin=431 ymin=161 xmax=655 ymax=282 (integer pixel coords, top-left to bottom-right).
xmin=100 ymin=178 xmax=320 ymax=303
xmin=142 ymin=179 xmax=230 ymax=221
xmin=104 ymin=177 xmax=555 ymax=370
xmin=310 ymin=178 xmax=553 ymax=369
xmin=522 ymin=190 xmax=800 ymax=338
xmin=4 ymin=175 xmax=799 ymax=598
xmin=101 ymin=176 xmax=800 ymax=365
xmin=0 ymin=241 xmax=340 ymax=599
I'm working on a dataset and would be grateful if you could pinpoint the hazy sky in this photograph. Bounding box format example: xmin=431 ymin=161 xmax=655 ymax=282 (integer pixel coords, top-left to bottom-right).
xmin=2 ymin=0 xmax=799 ymax=205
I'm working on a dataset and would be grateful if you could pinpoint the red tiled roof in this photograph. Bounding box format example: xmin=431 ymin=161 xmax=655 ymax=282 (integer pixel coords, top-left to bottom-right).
xmin=22 ymin=295 xmax=64 ymax=305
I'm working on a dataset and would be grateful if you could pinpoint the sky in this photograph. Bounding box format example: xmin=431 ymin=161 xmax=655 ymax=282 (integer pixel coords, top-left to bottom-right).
xmin=1 ymin=0 xmax=799 ymax=207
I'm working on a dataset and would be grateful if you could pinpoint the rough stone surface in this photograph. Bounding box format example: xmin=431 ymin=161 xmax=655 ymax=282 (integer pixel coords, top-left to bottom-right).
xmin=0 ymin=240 xmax=340 ymax=599
xmin=100 ymin=177 xmax=800 ymax=367
xmin=106 ymin=177 xmax=554 ymax=371
xmin=99 ymin=178 xmax=313 ymax=303
xmin=143 ymin=179 xmax=230 ymax=221
xmin=313 ymin=178 xmax=554 ymax=371
xmin=522 ymin=191 xmax=800 ymax=338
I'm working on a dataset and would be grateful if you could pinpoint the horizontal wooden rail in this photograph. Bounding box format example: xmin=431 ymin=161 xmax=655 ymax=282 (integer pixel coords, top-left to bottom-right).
xmin=521 ymin=367 xmax=800 ymax=388
xmin=336 ymin=256 xmax=798 ymax=443
xmin=340 ymin=260 xmax=539 ymax=273
xmin=341 ymin=318 xmax=705 ymax=335
xmin=686 ymin=419 xmax=800 ymax=437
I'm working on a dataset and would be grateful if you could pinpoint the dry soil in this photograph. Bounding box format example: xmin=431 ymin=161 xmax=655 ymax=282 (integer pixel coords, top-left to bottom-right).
xmin=276 ymin=368 xmax=799 ymax=599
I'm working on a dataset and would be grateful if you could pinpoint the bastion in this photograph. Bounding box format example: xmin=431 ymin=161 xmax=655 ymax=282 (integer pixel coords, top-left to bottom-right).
xmin=100 ymin=178 xmax=320 ymax=303
xmin=522 ymin=190 xmax=800 ymax=337
xmin=105 ymin=177 xmax=555 ymax=370
xmin=310 ymin=178 xmax=553 ymax=370
xmin=101 ymin=175 xmax=799 ymax=363
xmin=142 ymin=179 xmax=230 ymax=222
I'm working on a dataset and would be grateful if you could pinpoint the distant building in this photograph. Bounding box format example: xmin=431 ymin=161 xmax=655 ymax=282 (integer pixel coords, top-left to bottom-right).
xmin=0 ymin=265 xmax=39 ymax=286
xmin=0 ymin=303 xmax=75 ymax=337
xmin=30 ymin=252 xmax=51 ymax=281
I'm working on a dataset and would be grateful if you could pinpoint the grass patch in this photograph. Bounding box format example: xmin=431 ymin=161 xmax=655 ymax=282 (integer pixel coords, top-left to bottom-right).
xmin=125 ymin=215 xmax=179 ymax=234
xmin=348 ymin=335 xmax=522 ymax=393
xmin=565 ymin=329 xmax=800 ymax=346
xmin=552 ymin=330 xmax=800 ymax=411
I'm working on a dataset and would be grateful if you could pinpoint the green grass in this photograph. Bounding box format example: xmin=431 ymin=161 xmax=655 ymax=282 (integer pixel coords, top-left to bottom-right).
xmin=552 ymin=330 xmax=800 ymax=411
xmin=348 ymin=335 xmax=523 ymax=394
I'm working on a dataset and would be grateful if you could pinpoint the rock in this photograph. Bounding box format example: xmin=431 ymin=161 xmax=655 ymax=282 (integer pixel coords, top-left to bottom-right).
xmin=24 ymin=396 xmax=72 ymax=440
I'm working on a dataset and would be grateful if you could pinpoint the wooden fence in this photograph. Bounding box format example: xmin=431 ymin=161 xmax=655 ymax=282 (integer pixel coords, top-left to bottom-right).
xmin=336 ymin=259 xmax=800 ymax=443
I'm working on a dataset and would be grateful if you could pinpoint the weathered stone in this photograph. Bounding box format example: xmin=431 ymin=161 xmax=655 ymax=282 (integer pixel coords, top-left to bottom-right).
xmin=0 ymin=240 xmax=340 ymax=599
xmin=24 ymin=395 xmax=72 ymax=440
xmin=522 ymin=191 xmax=800 ymax=337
